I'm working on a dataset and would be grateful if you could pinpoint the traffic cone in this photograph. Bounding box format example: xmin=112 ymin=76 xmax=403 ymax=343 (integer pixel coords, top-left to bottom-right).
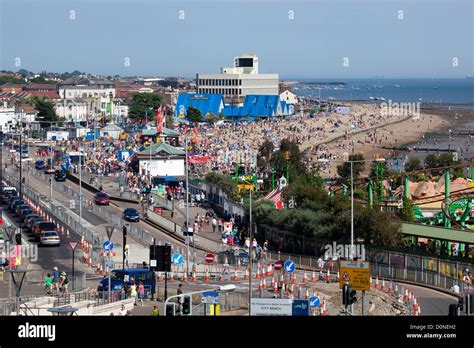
xmin=404 ymin=289 xmax=409 ymax=301
xmin=192 ymin=271 xmax=197 ymax=282
xmin=266 ymin=263 xmax=272 ymax=277
xmin=279 ymin=274 xmax=284 ymax=286
xmin=233 ymin=270 xmax=238 ymax=281
xmin=88 ymin=256 xmax=92 ymax=268
xmin=204 ymin=269 xmax=209 ymax=282
xmin=98 ymin=263 xmax=103 ymax=275
xmin=66 ymin=230 xmax=70 ymax=238
xmin=303 ymin=271 xmax=308 ymax=283
xmin=413 ymin=297 xmax=417 ymax=311
xmin=258 ymin=279 xmax=263 ymax=290
xmin=61 ymin=226 xmax=65 ymax=235
xmin=388 ymin=281 xmax=393 ymax=293
xmin=417 ymin=305 xmax=421 ymax=316
xmin=305 ymin=289 xmax=310 ymax=299
xmin=244 ymin=268 xmax=249 ymax=280
xmin=281 ymin=282 xmax=285 ymax=293
xmin=326 ymin=269 xmax=330 ymax=283
xmin=311 ymin=271 xmax=317 ymax=282
xmin=263 ymin=278 xmax=267 ymax=289
xmin=382 ymin=277 xmax=386 ymax=291
xmin=336 ymin=271 xmax=340 ymax=282
xmin=289 ymin=284 xmax=294 ymax=296
xmin=169 ymin=271 xmax=174 ymax=282
xmin=274 ymin=280 xmax=278 ymax=293
xmin=256 ymin=265 xmax=261 ymax=279
xmin=291 ymin=273 xmax=297 ymax=285
xmin=375 ymin=276 xmax=379 ymax=289
xmin=270 ymin=276 xmax=275 ymax=288
xmin=183 ymin=270 xmax=188 ymax=283
xmin=95 ymin=262 xmax=100 ymax=274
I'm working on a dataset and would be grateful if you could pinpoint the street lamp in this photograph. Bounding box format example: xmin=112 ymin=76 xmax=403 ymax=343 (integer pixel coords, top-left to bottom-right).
xmin=318 ymin=157 xmax=385 ymax=260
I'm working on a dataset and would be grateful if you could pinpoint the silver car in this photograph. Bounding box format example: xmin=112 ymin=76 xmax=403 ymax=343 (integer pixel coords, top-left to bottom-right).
xmin=40 ymin=231 xmax=61 ymax=246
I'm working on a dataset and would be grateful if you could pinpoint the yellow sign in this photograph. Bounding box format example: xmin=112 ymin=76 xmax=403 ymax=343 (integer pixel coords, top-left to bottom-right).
xmin=178 ymin=114 xmax=185 ymax=119
xmin=339 ymin=261 xmax=370 ymax=291
xmin=237 ymin=184 xmax=254 ymax=192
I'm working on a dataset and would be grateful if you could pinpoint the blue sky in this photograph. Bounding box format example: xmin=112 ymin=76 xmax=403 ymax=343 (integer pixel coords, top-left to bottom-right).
xmin=1 ymin=0 xmax=473 ymax=78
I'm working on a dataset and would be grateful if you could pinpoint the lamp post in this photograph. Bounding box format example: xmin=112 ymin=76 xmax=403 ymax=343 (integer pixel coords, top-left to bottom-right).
xmin=318 ymin=158 xmax=385 ymax=260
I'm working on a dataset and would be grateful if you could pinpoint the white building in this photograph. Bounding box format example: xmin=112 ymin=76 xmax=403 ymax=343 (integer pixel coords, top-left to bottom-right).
xmin=59 ymin=85 xmax=115 ymax=99
xmin=0 ymin=101 xmax=16 ymax=132
xmin=279 ymin=90 xmax=298 ymax=105
xmin=196 ymin=54 xmax=279 ymax=101
xmin=54 ymin=99 xmax=89 ymax=121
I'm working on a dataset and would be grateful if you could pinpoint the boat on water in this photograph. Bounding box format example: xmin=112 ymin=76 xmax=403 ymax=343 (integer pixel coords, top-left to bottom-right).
xmin=394 ymin=84 xmax=400 ymax=88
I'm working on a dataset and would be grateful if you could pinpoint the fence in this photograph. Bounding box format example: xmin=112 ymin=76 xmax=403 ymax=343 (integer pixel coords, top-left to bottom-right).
xmin=265 ymin=249 xmax=473 ymax=296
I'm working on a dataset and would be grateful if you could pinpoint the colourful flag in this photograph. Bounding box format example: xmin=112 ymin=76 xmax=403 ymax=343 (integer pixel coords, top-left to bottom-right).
xmin=156 ymin=106 xmax=163 ymax=134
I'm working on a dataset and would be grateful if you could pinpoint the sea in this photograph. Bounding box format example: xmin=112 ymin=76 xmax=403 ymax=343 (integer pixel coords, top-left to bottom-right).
xmin=292 ymin=78 xmax=474 ymax=106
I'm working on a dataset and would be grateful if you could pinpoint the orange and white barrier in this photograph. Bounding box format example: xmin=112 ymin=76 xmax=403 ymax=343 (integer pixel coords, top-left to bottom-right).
xmin=273 ymin=280 xmax=278 ymax=293
xmin=233 ymin=270 xmax=238 ymax=281
xmin=303 ymin=271 xmax=308 ymax=283
xmin=256 ymin=265 xmax=261 ymax=279
xmin=311 ymin=271 xmax=317 ymax=282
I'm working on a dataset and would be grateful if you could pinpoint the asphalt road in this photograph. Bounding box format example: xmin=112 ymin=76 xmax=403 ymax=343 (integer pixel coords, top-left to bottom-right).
xmin=401 ymin=282 xmax=459 ymax=316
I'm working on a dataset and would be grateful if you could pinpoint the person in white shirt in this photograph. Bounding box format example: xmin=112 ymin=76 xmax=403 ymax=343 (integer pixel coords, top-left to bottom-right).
xmin=317 ymin=256 xmax=325 ymax=272
xmin=118 ymin=304 xmax=127 ymax=316
xmin=212 ymin=218 xmax=217 ymax=233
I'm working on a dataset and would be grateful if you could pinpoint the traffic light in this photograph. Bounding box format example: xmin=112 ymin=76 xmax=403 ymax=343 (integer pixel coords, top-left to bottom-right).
xmin=182 ymin=295 xmax=192 ymax=315
xmin=349 ymin=288 xmax=357 ymax=305
xmin=165 ymin=302 xmax=176 ymax=316
xmin=15 ymin=232 xmax=22 ymax=245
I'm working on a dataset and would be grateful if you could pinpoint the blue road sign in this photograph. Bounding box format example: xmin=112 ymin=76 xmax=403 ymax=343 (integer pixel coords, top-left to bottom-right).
xmin=107 ymin=261 xmax=114 ymax=268
xmin=292 ymin=299 xmax=309 ymax=316
xmin=171 ymin=253 xmax=184 ymax=265
xmin=283 ymin=259 xmax=296 ymax=273
xmin=309 ymin=296 xmax=320 ymax=308
xmin=102 ymin=241 xmax=114 ymax=251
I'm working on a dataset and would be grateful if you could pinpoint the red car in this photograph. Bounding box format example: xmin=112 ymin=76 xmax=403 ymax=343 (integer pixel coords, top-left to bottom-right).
xmin=94 ymin=192 xmax=110 ymax=205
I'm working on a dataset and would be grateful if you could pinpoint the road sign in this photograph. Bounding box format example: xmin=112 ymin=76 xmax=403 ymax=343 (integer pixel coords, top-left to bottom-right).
xmin=339 ymin=261 xmax=370 ymax=291
xmin=102 ymin=241 xmax=114 ymax=251
xmin=201 ymin=291 xmax=219 ymax=304
xmin=283 ymin=259 xmax=295 ymax=273
xmin=105 ymin=225 xmax=115 ymax=240
xmin=221 ymin=267 xmax=231 ymax=281
xmin=250 ymin=298 xmax=293 ymax=316
xmin=171 ymin=253 xmax=184 ymax=265
xmin=309 ymin=296 xmax=320 ymax=308
xmin=292 ymin=299 xmax=309 ymax=316
xmin=68 ymin=241 xmax=78 ymax=251
xmin=205 ymin=253 xmax=215 ymax=264
xmin=274 ymin=260 xmax=283 ymax=271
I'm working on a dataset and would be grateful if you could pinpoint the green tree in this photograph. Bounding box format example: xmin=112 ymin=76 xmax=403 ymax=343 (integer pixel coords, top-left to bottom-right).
xmin=186 ymin=106 xmax=202 ymax=124
xmin=29 ymin=76 xmax=56 ymax=84
xmin=336 ymin=154 xmax=365 ymax=182
xmin=405 ymin=157 xmax=422 ymax=172
xmin=0 ymin=76 xmax=23 ymax=84
xmin=128 ymin=93 xmax=162 ymax=119
xmin=29 ymin=95 xmax=58 ymax=127
xmin=401 ymin=197 xmax=415 ymax=222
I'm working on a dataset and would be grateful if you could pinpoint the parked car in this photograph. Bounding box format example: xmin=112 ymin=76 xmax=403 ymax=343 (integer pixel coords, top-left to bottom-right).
xmin=9 ymin=199 xmax=24 ymax=213
xmin=22 ymin=213 xmax=40 ymax=226
xmin=15 ymin=204 xmax=31 ymax=218
xmin=39 ymin=231 xmax=60 ymax=246
xmin=94 ymin=192 xmax=110 ymax=205
xmin=34 ymin=160 xmax=45 ymax=170
xmin=33 ymin=221 xmax=57 ymax=241
xmin=123 ymin=208 xmax=140 ymax=222
xmin=27 ymin=217 xmax=45 ymax=233
xmin=54 ymin=170 xmax=67 ymax=181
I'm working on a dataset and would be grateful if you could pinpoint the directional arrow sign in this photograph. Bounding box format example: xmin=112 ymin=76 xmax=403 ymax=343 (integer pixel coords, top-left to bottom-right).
xmin=171 ymin=253 xmax=184 ymax=265
xmin=283 ymin=259 xmax=295 ymax=273
xmin=102 ymin=241 xmax=114 ymax=251
xmin=309 ymin=296 xmax=320 ymax=308
xmin=68 ymin=241 xmax=78 ymax=251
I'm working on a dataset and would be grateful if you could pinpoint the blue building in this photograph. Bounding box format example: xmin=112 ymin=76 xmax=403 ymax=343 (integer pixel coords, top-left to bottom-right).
xmin=175 ymin=93 xmax=291 ymax=120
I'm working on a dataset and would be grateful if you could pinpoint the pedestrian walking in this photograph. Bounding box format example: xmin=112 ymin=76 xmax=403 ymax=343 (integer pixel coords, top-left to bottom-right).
xmin=44 ymin=273 xmax=53 ymax=295
xmin=212 ymin=217 xmax=217 ymax=233
xmin=59 ymin=271 xmax=69 ymax=296
xmin=130 ymin=281 xmax=137 ymax=305
xmin=52 ymin=266 xmax=60 ymax=296
xmin=138 ymin=281 xmax=145 ymax=306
